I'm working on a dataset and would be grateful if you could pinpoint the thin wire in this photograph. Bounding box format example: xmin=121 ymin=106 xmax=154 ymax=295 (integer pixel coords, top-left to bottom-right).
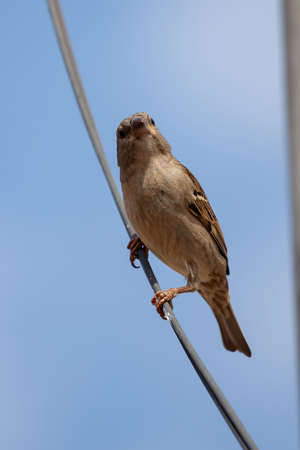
xmin=47 ymin=1 xmax=258 ymax=448
xmin=283 ymin=0 xmax=300 ymax=411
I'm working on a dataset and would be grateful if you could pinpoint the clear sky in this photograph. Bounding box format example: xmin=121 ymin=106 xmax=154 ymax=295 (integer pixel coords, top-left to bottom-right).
xmin=1 ymin=1 xmax=298 ymax=449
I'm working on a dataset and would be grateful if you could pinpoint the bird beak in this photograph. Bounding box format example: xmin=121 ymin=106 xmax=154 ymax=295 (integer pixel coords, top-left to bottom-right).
xmin=130 ymin=116 xmax=149 ymax=134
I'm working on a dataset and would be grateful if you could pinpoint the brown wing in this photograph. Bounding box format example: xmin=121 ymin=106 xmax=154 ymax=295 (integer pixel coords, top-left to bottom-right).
xmin=183 ymin=166 xmax=230 ymax=275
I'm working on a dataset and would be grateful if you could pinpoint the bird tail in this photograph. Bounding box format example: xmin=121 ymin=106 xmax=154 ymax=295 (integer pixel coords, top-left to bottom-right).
xmin=213 ymin=303 xmax=251 ymax=357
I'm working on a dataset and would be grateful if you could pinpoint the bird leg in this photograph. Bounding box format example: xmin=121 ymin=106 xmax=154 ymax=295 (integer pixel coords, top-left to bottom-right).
xmin=151 ymin=286 xmax=195 ymax=320
xmin=127 ymin=236 xmax=149 ymax=269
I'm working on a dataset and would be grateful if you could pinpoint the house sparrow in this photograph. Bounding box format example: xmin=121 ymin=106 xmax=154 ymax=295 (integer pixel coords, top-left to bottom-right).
xmin=117 ymin=112 xmax=251 ymax=357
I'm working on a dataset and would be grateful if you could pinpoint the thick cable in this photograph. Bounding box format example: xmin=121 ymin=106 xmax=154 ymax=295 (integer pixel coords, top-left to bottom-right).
xmin=47 ymin=1 xmax=258 ymax=448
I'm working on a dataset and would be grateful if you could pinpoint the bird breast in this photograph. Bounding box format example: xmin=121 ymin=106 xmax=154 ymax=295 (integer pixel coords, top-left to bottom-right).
xmin=122 ymin=155 xmax=218 ymax=282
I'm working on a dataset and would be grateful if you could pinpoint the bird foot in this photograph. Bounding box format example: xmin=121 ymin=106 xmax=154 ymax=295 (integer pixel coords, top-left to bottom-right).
xmin=127 ymin=236 xmax=149 ymax=269
xmin=151 ymin=288 xmax=178 ymax=320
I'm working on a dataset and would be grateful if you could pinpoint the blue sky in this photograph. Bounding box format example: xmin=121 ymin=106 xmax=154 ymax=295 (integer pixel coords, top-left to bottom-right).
xmin=1 ymin=1 xmax=298 ymax=449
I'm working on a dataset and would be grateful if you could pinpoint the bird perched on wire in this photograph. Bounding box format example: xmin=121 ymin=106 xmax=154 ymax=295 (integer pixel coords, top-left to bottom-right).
xmin=117 ymin=112 xmax=251 ymax=357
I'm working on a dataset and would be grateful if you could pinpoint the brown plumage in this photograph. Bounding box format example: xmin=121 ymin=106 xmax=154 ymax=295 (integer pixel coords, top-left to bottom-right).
xmin=117 ymin=112 xmax=251 ymax=357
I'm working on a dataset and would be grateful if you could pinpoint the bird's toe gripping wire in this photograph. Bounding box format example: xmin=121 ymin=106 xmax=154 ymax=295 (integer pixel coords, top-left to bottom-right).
xmin=151 ymin=286 xmax=196 ymax=319
xmin=151 ymin=289 xmax=176 ymax=319
xmin=127 ymin=236 xmax=149 ymax=269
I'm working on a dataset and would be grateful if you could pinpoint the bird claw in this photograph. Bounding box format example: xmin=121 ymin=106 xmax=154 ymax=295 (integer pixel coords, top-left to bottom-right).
xmin=130 ymin=253 xmax=140 ymax=269
xmin=127 ymin=236 xmax=149 ymax=269
xmin=151 ymin=289 xmax=177 ymax=320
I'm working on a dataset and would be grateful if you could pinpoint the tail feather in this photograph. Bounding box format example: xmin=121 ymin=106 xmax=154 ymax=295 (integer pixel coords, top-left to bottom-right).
xmin=214 ymin=304 xmax=251 ymax=357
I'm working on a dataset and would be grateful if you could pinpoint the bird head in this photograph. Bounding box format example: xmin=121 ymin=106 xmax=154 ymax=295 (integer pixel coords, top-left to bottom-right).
xmin=116 ymin=112 xmax=171 ymax=170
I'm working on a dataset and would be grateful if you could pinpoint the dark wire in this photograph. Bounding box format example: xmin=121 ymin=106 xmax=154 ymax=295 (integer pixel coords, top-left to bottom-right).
xmin=283 ymin=0 xmax=300 ymax=415
xmin=47 ymin=1 xmax=258 ymax=448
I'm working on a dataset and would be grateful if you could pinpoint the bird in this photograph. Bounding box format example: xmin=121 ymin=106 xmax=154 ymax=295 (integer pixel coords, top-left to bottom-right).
xmin=116 ymin=112 xmax=251 ymax=357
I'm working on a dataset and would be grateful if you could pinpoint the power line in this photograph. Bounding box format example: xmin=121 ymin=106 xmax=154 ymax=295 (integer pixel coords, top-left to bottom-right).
xmin=47 ymin=1 xmax=258 ymax=448
xmin=283 ymin=0 xmax=300 ymax=407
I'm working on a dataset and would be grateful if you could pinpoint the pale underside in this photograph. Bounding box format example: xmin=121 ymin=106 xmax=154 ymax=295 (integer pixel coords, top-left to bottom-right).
xmin=122 ymin=153 xmax=229 ymax=310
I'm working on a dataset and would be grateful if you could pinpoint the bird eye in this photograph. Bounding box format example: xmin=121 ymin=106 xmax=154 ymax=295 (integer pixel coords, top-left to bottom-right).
xmin=118 ymin=127 xmax=129 ymax=139
xmin=150 ymin=118 xmax=155 ymax=126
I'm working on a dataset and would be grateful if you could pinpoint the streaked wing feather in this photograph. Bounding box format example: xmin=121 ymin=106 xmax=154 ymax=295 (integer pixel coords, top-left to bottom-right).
xmin=183 ymin=166 xmax=230 ymax=275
